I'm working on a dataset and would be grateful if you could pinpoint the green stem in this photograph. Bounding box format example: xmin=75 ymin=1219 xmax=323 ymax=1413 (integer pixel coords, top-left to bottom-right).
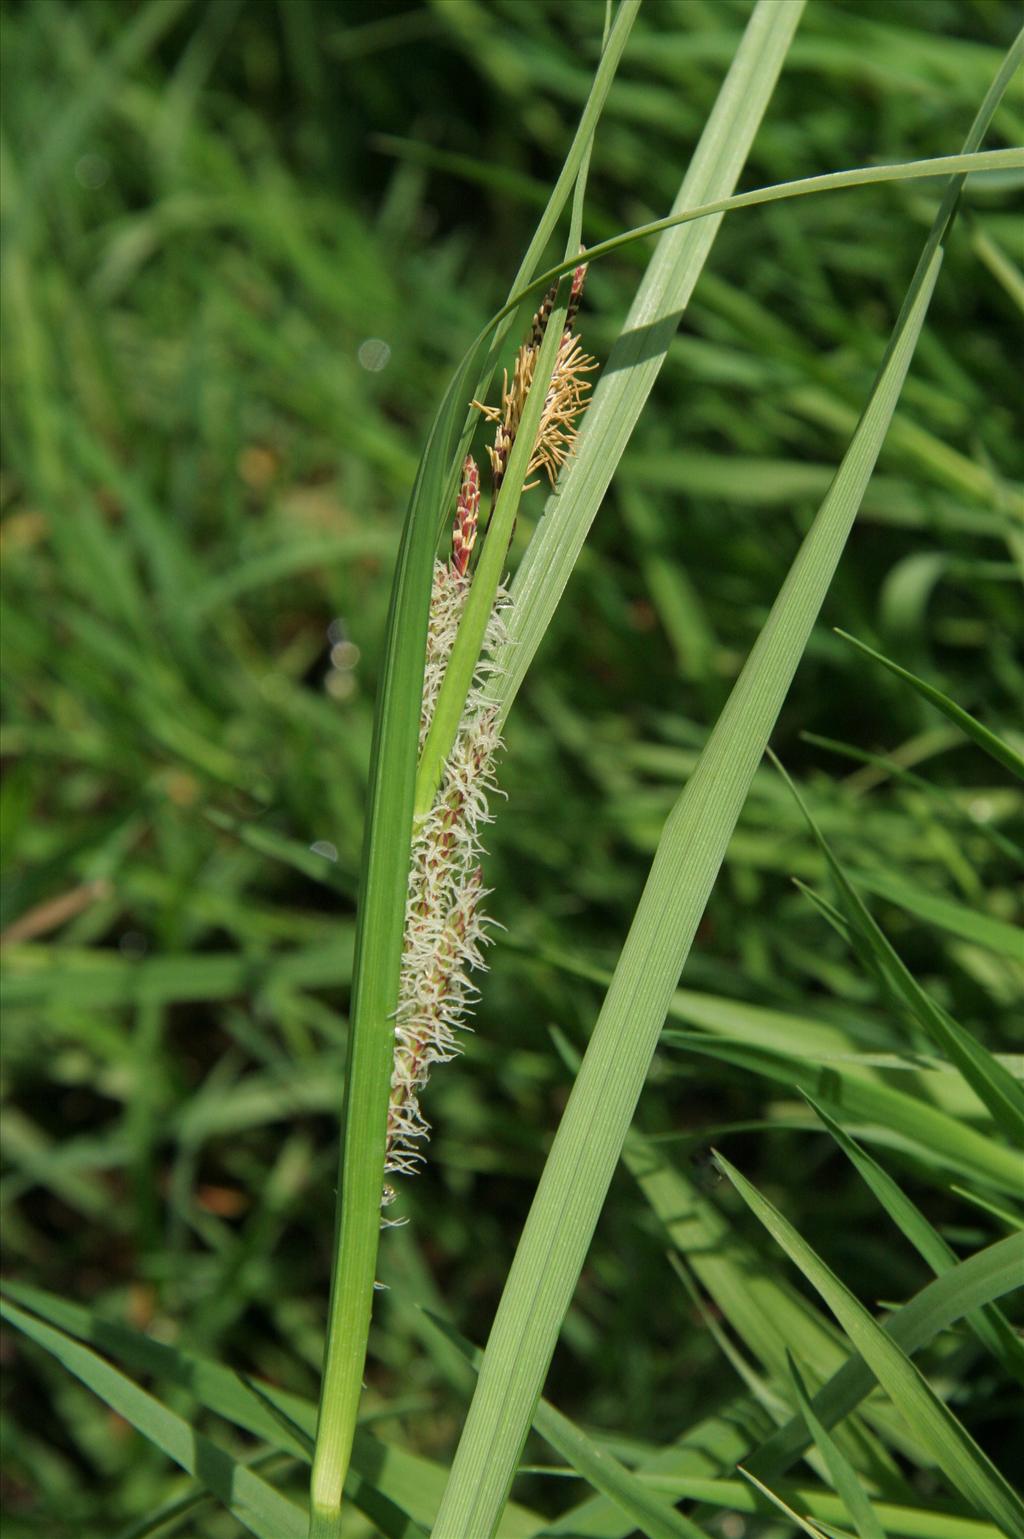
xmin=308 ymin=462 xmax=437 ymax=1539
xmin=488 ymin=146 xmax=1023 ymax=337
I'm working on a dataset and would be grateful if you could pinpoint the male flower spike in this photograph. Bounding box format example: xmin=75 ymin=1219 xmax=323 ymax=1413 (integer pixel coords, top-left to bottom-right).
xmin=474 ymin=258 xmax=595 ymax=492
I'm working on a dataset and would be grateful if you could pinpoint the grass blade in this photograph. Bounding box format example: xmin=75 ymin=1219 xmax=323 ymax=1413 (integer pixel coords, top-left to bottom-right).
xmin=802 ymin=1097 xmax=1024 ymax=1380
xmin=562 ymin=1474 xmax=1001 ymax=1539
xmin=852 ymin=868 xmax=1023 ymax=960
xmin=422 ymin=1310 xmax=705 ymax=1539
xmin=745 ymin=1231 xmax=1024 ymax=1481
xmin=0 ymin=1281 xmax=541 ymax=1538
xmin=492 ymin=0 xmax=807 ymax=721
xmin=835 ymin=630 xmax=1024 ymax=780
xmin=663 ymin=1031 xmax=1022 ymax=1194
xmin=786 ymin=1351 xmax=887 ymax=1539
xmin=717 ymin=1156 xmax=1024 ymax=1537
xmin=2 ymin=1297 xmax=308 ymax=1539
xmin=623 ymin=1128 xmax=911 ymax=1474
xmin=736 ymin=1468 xmax=831 ymax=1539
xmin=773 ymin=757 xmax=1024 ymax=1144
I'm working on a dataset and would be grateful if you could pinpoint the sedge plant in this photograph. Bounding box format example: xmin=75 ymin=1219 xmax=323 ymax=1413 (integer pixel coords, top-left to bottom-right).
xmin=2 ymin=5 xmax=1022 ymax=1539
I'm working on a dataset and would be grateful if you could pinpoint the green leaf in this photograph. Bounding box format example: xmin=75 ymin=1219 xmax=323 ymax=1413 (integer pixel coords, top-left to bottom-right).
xmin=799 ymin=731 xmax=1024 ymax=867
xmin=1 ymin=1297 xmax=309 ymax=1539
xmin=422 ymin=1310 xmax=705 ymax=1539
xmin=622 ymin=1127 xmax=907 ymax=1479
xmin=803 ymin=1097 xmax=1024 ymax=1380
xmin=663 ymin=1032 xmax=1023 ymax=1195
xmin=853 ymin=867 xmax=1023 ymax=961
xmin=203 ymin=809 xmax=355 ymax=897
xmin=835 ymin=630 xmax=1024 ymax=780
xmin=2 ymin=1281 xmax=314 ymax=1454
xmin=772 ymin=757 xmax=1024 ymax=1144
xmin=570 ymin=1472 xmax=999 ymax=1539
xmin=183 ymin=533 xmax=395 ymax=623
xmin=746 ymin=1231 xmax=1024 ymax=1481
xmin=518 ymin=951 xmax=1024 ymax=1168
xmin=715 ymin=1165 xmax=1024 ymax=1536
xmin=736 ymin=1467 xmax=833 ymax=1539
xmin=1 ymin=939 xmax=354 ymax=1011
xmin=786 ymin=1351 xmax=888 ymax=1539
xmin=1 ymin=1281 xmax=541 ymax=1538
xmin=549 ymin=1442 xmax=1002 ymax=1539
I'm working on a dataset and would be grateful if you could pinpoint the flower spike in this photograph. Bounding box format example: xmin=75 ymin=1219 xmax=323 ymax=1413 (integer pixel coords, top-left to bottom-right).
xmin=473 ymin=257 xmax=595 ymax=493
xmin=383 ymin=477 xmax=510 ymax=1210
xmin=452 ymin=455 xmax=480 ymax=576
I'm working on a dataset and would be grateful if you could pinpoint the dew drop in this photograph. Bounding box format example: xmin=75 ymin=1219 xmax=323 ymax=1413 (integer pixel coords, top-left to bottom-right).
xmin=357 ymin=337 xmax=391 ymax=372
xmin=330 ymin=639 xmax=360 ymax=671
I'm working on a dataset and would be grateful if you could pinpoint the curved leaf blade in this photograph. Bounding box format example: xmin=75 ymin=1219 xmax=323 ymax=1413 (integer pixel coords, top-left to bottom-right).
xmin=715 ymin=1167 xmax=1024 ymax=1537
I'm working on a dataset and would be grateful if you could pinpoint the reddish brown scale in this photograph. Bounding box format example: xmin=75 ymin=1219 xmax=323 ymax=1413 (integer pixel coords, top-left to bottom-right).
xmin=452 ymin=456 xmax=480 ymax=576
xmin=566 ymin=259 xmax=587 ymax=331
xmin=529 ymin=282 xmax=559 ymax=348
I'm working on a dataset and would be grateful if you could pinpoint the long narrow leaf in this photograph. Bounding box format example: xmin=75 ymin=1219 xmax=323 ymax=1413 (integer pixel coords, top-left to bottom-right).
xmin=565 ymin=1474 xmax=999 ymax=1539
xmin=663 ymin=1031 xmax=1023 ymax=1195
xmin=773 ymin=757 xmax=1024 ymax=1143
xmin=786 ymin=1351 xmax=887 ymax=1539
xmin=623 ymin=1129 xmax=909 ymax=1476
xmin=492 ymin=0 xmax=805 ymax=720
xmin=717 ymin=1157 xmax=1024 ymax=1537
xmin=549 ymin=1234 xmax=1021 ymax=1539
xmin=746 ymin=1231 xmax=1024 ymax=1480
xmin=2 ymin=1298 xmax=309 ymax=1539
xmin=422 ymin=1310 xmax=705 ymax=1539
xmin=835 ymin=630 xmax=1024 ymax=780
xmin=433 ymin=28 xmax=1021 ymax=1532
xmin=0 ymin=1282 xmax=538 ymax=1538
xmin=803 ymin=1097 xmax=1024 ymax=1380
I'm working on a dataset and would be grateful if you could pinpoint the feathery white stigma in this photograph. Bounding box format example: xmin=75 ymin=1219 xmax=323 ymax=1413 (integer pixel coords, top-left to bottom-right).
xmin=384 ymin=458 xmax=508 ymax=1209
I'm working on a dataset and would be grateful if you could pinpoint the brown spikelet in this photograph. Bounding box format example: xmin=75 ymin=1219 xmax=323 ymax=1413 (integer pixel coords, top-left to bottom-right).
xmin=528 ymin=281 xmax=559 ymax=348
xmin=566 ymin=255 xmax=587 ymax=331
xmin=452 ymin=456 xmax=480 ymax=575
xmin=473 ymin=264 xmax=595 ymax=491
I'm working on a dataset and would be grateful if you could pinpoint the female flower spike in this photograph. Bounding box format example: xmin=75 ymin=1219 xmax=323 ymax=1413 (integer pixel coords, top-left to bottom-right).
xmin=384 ymin=457 xmax=508 ymax=1209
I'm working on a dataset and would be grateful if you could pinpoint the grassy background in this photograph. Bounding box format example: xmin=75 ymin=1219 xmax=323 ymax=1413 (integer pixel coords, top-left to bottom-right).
xmin=2 ymin=0 xmax=1022 ymax=1534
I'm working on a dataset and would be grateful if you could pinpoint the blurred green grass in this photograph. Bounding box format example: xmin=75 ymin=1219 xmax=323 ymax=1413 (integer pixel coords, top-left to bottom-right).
xmin=1 ymin=0 xmax=1021 ymax=1533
